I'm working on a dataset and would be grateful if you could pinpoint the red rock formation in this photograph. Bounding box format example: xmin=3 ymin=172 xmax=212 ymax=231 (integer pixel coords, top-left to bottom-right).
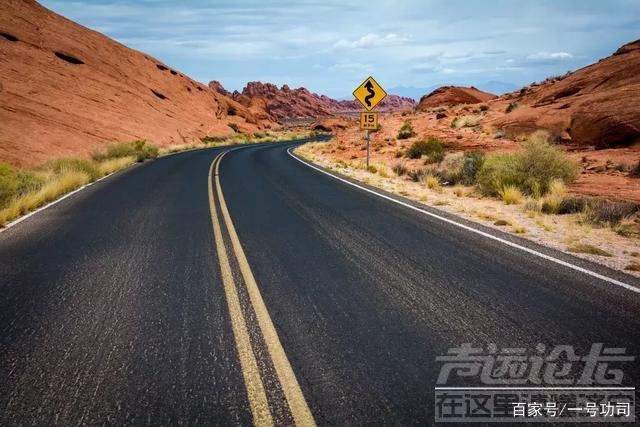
xmin=0 ymin=0 xmax=275 ymax=167
xmin=416 ymin=86 xmax=496 ymax=110
xmin=490 ymin=39 xmax=640 ymax=148
xmin=209 ymin=81 xmax=416 ymax=121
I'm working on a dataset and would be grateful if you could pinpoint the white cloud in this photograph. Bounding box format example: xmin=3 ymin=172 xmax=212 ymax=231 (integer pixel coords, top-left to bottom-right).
xmin=333 ymin=33 xmax=409 ymax=50
xmin=328 ymin=60 xmax=373 ymax=73
xmin=526 ymin=51 xmax=573 ymax=61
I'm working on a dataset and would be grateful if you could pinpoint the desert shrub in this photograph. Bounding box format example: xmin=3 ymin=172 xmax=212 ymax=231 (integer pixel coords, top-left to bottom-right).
xmin=450 ymin=118 xmax=459 ymax=129
xmin=366 ymin=165 xmax=378 ymax=174
xmin=408 ymin=168 xmax=427 ymax=182
xmin=557 ymin=197 xmax=589 ymax=215
xmin=227 ymin=105 xmax=237 ymax=116
xmin=506 ymin=102 xmax=518 ymax=113
xmin=461 ymin=151 xmax=485 ymax=185
xmin=518 ymin=132 xmax=578 ymax=195
xmin=584 ymin=200 xmax=638 ymax=226
xmin=631 ymin=161 xmax=640 ymax=178
xmin=394 ymin=150 xmax=404 ymax=158
xmin=406 ymin=137 xmax=445 ymax=163
xmin=397 ymin=121 xmax=416 ymax=139
xmin=392 ymin=162 xmax=408 ymax=176
xmin=43 ymin=158 xmax=100 ymax=180
xmin=477 ymin=133 xmax=578 ymax=196
xmin=435 ymin=153 xmax=464 ymax=185
xmin=228 ymin=122 xmax=240 ymax=133
xmin=479 ymin=104 xmax=489 ymax=112
xmin=0 ymin=162 xmax=19 ymax=208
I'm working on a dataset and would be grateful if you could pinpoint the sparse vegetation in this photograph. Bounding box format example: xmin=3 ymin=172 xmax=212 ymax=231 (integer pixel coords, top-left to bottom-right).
xmin=366 ymin=165 xmax=378 ymax=174
xmin=568 ymin=243 xmax=612 ymax=257
xmin=477 ymin=132 xmax=578 ymax=197
xmin=631 ymin=161 xmax=640 ymax=178
xmin=505 ymin=102 xmax=518 ymax=113
xmin=408 ymin=168 xmax=427 ymax=182
xmin=92 ymin=140 xmax=159 ymax=163
xmin=201 ymin=135 xmax=228 ymax=145
xmin=397 ymin=121 xmax=416 ymax=139
xmin=0 ymin=139 xmax=167 ymax=226
xmin=479 ymin=104 xmax=489 ymax=112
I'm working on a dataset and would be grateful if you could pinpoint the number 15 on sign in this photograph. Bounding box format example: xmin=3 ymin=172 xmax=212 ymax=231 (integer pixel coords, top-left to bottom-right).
xmin=360 ymin=112 xmax=378 ymax=131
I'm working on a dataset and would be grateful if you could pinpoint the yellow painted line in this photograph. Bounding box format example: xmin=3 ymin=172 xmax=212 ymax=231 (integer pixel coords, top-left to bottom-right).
xmin=208 ymin=153 xmax=274 ymax=427
xmin=215 ymin=151 xmax=316 ymax=427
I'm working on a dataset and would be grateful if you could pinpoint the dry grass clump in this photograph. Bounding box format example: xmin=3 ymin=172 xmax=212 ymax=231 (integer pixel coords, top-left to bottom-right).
xmin=0 ymin=171 xmax=90 ymax=225
xmin=567 ymin=243 xmax=612 ymax=257
xmin=498 ymin=185 xmax=523 ymax=205
xmin=425 ymin=175 xmax=440 ymax=190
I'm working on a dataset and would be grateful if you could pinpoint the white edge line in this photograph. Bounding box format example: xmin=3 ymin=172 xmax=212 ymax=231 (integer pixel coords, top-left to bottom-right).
xmin=287 ymin=148 xmax=640 ymax=294
xmin=1 ymin=169 xmax=123 ymax=233
xmin=434 ymin=387 xmax=635 ymax=390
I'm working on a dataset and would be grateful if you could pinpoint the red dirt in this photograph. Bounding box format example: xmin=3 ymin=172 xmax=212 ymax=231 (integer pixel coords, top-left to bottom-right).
xmin=0 ymin=0 xmax=277 ymax=167
xmin=313 ymin=40 xmax=640 ymax=203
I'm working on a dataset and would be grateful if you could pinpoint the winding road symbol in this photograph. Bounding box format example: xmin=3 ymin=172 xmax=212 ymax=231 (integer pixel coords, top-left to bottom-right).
xmin=353 ymin=76 xmax=387 ymax=111
xmin=364 ymin=81 xmax=375 ymax=107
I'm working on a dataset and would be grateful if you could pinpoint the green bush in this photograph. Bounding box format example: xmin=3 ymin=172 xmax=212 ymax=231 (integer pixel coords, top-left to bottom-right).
xmin=44 ymin=158 xmax=101 ymax=180
xmin=397 ymin=121 xmax=416 ymax=139
xmin=461 ymin=151 xmax=485 ymax=185
xmin=406 ymin=137 xmax=445 ymax=163
xmin=0 ymin=162 xmax=19 ymax=208
xmin=477 ymin=133 xmax=578 ymax=196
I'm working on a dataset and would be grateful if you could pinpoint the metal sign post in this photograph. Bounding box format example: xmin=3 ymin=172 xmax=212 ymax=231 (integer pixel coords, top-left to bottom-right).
xmin=366 ymin=130 xmax=370 ymax=169
xmin=354 ymin=77 xmax=386 ymax=170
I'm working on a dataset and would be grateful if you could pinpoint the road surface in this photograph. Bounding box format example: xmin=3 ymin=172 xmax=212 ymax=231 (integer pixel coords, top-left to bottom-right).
xmin=1 ymin=139 xmax=639 ymax=425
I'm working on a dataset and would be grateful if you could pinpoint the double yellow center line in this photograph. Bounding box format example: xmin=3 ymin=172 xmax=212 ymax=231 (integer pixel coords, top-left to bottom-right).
xmin=208 ymin=150 xmax=315 ymax=426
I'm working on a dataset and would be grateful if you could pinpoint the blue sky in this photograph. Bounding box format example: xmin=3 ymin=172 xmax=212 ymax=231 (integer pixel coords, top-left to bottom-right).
xmin=41 ymin=0 xmax=639 ymax=98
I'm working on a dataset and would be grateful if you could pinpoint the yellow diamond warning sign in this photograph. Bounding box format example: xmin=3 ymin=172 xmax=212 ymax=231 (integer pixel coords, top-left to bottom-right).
xmin=353 ymin=76 xmax=387 ymax=111
xmin=360 ymin=112 xmax=378 ymax=131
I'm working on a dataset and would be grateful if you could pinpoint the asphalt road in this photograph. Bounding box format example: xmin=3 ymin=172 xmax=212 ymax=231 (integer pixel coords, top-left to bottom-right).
xmin=1 ymin=139 xmax=639 ymax=425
